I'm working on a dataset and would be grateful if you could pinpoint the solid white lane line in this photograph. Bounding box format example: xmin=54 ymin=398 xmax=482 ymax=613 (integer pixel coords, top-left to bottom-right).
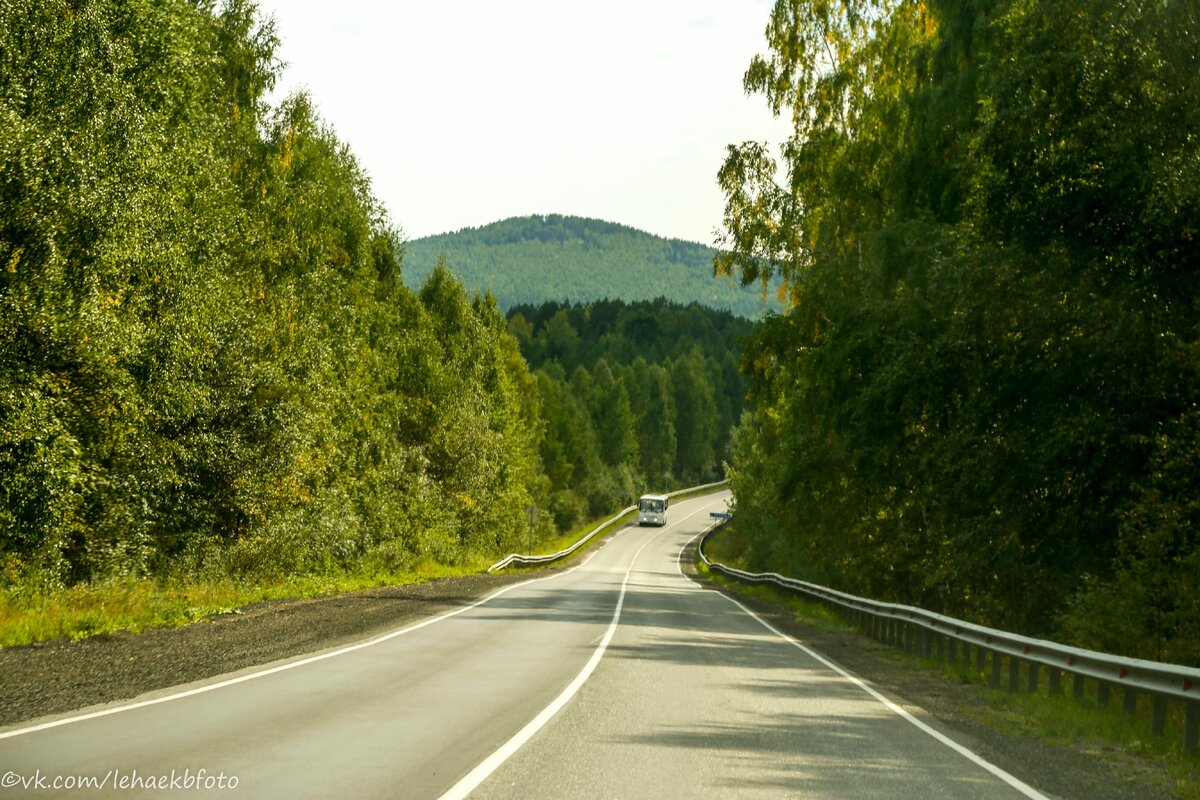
xmin=675 ymin=519 xmax=722 ymax=579
xmin=0 ymin=531 xmax=624 ymax=741
xmin=438 ymin=502 xmax=721 ymax=800
xmin=675 ymin=532 xmax=1050 ymax=800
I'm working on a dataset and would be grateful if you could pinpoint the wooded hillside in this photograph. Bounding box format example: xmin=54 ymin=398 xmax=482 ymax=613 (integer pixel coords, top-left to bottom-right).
xmin=404 ymin=215 xmax=781 ymax=317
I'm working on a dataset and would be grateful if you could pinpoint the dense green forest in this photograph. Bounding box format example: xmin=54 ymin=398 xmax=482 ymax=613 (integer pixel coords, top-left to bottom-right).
xmin=0 ymin=1 xmax=546 ymax=592
xmin=404 ymin=215 xmax=782 ymax=318
xmin=10 ymin=0 xmax=1186 ymax=674
xmin=506 ymin=299 xmax=749 ymax=531
xmin=719 ymin=0 xmax=1199 ymax=664
xmin=0 ymin=1 xmax=753 ymax=610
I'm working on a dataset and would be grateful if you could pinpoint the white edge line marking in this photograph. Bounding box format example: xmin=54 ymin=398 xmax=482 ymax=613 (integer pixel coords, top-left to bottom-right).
xmin=437 ymin=502 xmax=721 ymax=800
xmin=0 ymin=536 xmax=621 ymax=741
xmin=676 ymin=530 xmax=1051 ymax=800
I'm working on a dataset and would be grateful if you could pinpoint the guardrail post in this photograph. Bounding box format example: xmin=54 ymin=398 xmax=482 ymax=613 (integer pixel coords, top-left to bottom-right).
xmin=976 ymin=644 xmax=987 ymax=673
xmin=1073 ymin=672 xmax=1086 ymax=699
xmin=1008 ymin=657 xmax=1020 ymax=693
xmin=948 ymin=638 xmax=958 ymax=665
xmin=1151 ymin=695 xmax=1168 ymax=737
xmin=1048 ymin=667 xmax=1062 ymax=695
xmin=1185 ymin=700 xmax=1198 ymax=754
xmin=990 ymin=650 xmax=1002 ymax=689
xmin=1097 ymin=681 xmax=1110 ymax=709
xmin=1028 ymin=662 xmax=1040 ymax=693
xmin=1123 ymin=687 xmax=1137 ymax=715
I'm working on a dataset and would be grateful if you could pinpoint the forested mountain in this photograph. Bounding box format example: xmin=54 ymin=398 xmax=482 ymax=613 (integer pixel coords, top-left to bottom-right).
xmin=0 ymin=1 xmax=544 ymax=591
xmin=505 ymin=300 xmax=750 ymax=531
xmin=718 ymin=0 xmax=1200 ymax=665
xmin=403 ymin=215 xmax=780 ymax=317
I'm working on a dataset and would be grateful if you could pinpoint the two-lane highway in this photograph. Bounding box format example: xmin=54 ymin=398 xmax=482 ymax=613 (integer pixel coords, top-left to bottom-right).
xmin=0 ymin=491 xmax=1049 ymax=798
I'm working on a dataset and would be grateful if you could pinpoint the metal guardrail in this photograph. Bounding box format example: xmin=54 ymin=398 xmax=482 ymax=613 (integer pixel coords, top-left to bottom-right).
xmin=698 ymin=520 xmax=1200 ymax=754
xmin=487 ymin=480 xmax=730 ymax=572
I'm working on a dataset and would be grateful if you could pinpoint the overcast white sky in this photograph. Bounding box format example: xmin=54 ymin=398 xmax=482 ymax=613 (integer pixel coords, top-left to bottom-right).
xmin=254 ymin=0 xmax=790 ymax=245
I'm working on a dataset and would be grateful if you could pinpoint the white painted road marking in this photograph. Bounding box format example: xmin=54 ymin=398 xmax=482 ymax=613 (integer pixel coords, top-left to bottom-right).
xmin=677 ymin=530 xmax=1051 ymax=800
xmin=0 ymin=537 xmax=619 ymax=742
xmin=437 ymin=504 xmax=718 ymax=800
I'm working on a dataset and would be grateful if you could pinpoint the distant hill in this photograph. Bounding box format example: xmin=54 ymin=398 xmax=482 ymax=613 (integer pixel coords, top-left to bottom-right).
xmin=401 ymin=215 xmax=780 ymax=318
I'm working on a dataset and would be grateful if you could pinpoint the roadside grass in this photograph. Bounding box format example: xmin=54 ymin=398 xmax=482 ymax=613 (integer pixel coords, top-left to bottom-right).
xmin=0 ymin=558 xmax=491 ymax=649
xmin=699 ymin=564 xmax=853 ymax=635
xmin=521 ymin=508 xmax=638 ymax=562
xmin=698 ymin=522 xmax=1200 ymax=799
xmin=921 ymin=658 xmax=1200 ymax=799
xmin=0 ymin=486 xmax=730 ymax=648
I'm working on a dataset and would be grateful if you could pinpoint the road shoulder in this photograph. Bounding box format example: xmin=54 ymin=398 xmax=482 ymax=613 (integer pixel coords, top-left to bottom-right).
xmin=683 ymin=550 xmax=1187 ymax=800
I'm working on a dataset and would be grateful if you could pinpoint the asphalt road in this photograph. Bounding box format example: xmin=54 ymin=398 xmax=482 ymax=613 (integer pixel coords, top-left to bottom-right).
xmin=0 ymin=491 xmax=1051 ymax=799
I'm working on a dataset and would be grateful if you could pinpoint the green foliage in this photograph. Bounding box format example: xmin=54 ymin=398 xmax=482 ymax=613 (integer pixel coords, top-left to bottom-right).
xmin=0 ymin=0 xmax=548 ymax=603
xmin=670 ymin=351 xmax=718 ymax=484
xmin=513 ymin=299 xmax=746 ymax=510
xmin=721 ymin=0 xmax=1200 ymax=661
xmin=404 ymin=215 xmax=783 ymax=317
xmin=629 ymin=359 xmax=678 ymax=484
xmin=1061 ymin=411 xmax=1200 ymax=666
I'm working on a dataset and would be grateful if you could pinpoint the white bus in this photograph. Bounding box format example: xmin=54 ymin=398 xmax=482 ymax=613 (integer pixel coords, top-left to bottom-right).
xmin=637 ymin=494 xmax=669 ymax=526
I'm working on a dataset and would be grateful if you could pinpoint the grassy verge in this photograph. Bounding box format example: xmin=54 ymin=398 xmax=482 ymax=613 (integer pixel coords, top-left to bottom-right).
xmin=0 ymin=557 xmax=493 ymax=649
xmin=0 ymin=486 xmax=730 ymax=648
xmin=699 ymin=522 xmax=1200 ymax=799
xmin=521 ymin=508 xmax=638 ymax=562
xmin=0 ymin=512 xmax=632 ymax=648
